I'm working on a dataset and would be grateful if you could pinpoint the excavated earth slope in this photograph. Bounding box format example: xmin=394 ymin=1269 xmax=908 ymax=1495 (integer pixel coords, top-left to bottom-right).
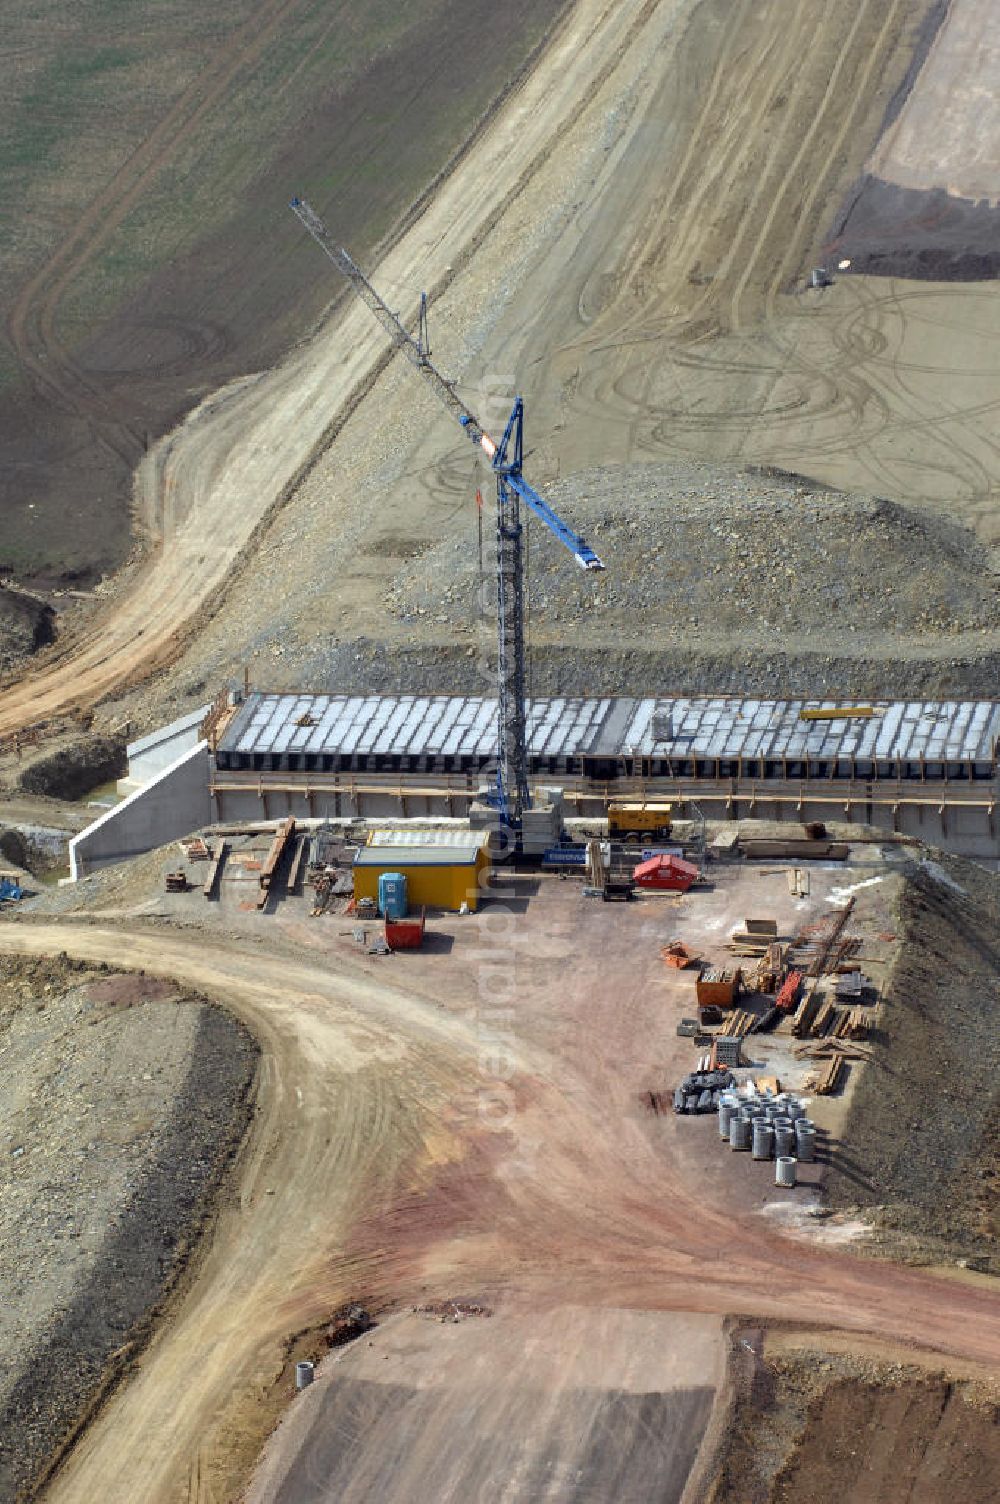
xmin=0 ymin=957 xmax=257 ymax=1500
xmin=826 ymin=852 xmax=1000 ymax=1271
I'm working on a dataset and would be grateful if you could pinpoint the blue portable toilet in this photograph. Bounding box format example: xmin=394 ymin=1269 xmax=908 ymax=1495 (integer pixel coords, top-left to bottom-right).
xmin=378 ymin=871 xmax=407 ymax=920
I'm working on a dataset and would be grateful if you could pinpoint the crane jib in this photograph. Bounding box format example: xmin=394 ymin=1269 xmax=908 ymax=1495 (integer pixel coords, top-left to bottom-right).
xmin=508 ymin=477 xmax=605 ymax=571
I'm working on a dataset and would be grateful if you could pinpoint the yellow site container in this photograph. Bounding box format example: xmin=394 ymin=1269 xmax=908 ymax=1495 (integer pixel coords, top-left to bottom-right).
xmin=607 ymin=801 xmax=673 ymax=837
xmin=353 ymin=842 xmax=489 ymax=912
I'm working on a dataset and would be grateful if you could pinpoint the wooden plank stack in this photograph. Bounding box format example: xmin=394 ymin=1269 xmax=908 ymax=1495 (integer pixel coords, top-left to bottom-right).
xmin=719 ymin=1008 xmax=756 ymax=1039
xmin=202 ymin=841 xmax=227 ymax=899
xmin=257 ymin=817 xmax=296 ymax=908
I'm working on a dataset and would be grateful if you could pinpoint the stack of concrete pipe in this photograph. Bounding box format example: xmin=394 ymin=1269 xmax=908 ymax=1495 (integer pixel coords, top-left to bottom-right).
xmin=716 ymin=1087 xmax=818 ymax=1184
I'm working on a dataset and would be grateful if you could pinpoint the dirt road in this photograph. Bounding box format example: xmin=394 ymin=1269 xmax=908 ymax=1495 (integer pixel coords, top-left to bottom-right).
xmin=13 ymin=0 xmax=994 ymax=737
xmin=0 ymin=0 xmax=681 ymax=737
xmin=94 ymin=0 xmax=1000 ymax=722
xmin=2 ymin=914 xmax=999 ymax=1501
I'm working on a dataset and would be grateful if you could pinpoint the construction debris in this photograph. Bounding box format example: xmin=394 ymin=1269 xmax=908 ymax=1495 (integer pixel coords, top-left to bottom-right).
xmin=179 ymin=836 xmax=211 ymax=861
xmin=165 ymin=871 xmax=189 ymax=893
xmin=325 ymin=1303 xmax=374 ymax=1348
xmin=310 ymin=872 xmax=334 ymax=917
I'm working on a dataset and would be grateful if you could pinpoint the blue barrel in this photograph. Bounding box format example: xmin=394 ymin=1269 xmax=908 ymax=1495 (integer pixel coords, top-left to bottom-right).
xmin=378 ymin=871 xmax=407 ymax=919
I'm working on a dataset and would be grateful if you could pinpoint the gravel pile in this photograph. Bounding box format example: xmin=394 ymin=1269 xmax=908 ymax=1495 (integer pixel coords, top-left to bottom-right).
xmin=386 ymin=463 xmax=1000 ymax=641
xmin=0 ymin=957 xmax=257 ymax=1499
xmin=114 ymin=460 xmax=1000 ymax=735
xmin=287 ymin=634 xmax=1000 ymax=703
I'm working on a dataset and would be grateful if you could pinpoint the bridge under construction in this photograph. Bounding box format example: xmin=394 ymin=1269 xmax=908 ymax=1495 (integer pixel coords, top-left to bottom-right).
xmin=205 ymin=691 xmax=1000 ymax=859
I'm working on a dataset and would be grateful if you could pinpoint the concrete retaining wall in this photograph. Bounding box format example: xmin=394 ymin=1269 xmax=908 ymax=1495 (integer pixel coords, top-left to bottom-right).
xmin=119 ymin=704 xmax=210 ymax=793
xmin=209 ymin=769 xmax=1000 ymax=862
xmin=71 ymin=742 xmax=212 ymax=879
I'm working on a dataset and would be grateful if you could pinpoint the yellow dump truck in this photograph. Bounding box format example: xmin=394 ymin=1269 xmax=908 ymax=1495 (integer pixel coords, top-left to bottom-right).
xmin=607 ymin=800 xmax=673 ymax=839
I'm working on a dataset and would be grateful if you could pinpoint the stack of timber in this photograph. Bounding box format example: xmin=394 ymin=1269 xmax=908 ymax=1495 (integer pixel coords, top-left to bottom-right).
xmin=827 ymin=1005 xmax=869 ymax=1040
xmin=810 ymin=998 xmax=837 ymax=1037
xmin=719 ymin=1008 xmax=756 ymax=1039
xmin=815 ymin=1054 xmax=846 ymax=1095
xmin=203 ymin=841 xmax=227 ymax=899
xmin=845 ymin=1005 xmax=868 ymax=1039
xmin=791 ymin=986 xmax=824 ymax=1037
xmin=755 ymin=941 xmax=787 ymax=993
xmin=257 ymin=816 xmax=295 ymax=908
xmin=729 ymin=918 xmax=778 ymax=957
xmin=287 ymin=834 xmax=310 ymax=893
xmin=741 ymin=838 xmax=849 ymax=860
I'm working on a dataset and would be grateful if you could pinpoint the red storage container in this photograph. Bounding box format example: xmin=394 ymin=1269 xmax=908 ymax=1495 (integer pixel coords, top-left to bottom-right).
xmin=385 ymin=908 xmax=426 ymax=950
xmin=632 ymin=854 xmax=699 ymax=891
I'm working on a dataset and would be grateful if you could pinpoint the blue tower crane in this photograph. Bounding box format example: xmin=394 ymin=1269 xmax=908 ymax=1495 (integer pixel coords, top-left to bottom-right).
xmin=290 ymin=197 xmax=604 ymax=833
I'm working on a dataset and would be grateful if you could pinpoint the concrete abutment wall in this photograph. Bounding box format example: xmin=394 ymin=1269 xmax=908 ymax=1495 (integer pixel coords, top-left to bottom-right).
xmin=71 ymin=743 xmax=212 ymax=879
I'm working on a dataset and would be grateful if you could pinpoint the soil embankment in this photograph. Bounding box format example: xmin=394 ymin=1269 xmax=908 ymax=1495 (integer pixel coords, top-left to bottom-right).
xmin=0 ymin=589 xmax=53 ymax=678
xmin=134 ymin=459 xmax=1000 ymax=713
xmin=91 ymin=0 xmax=1000 ymax=734
xmin=0 ymin=956 xmax=257 ymax=1500
xmin=705 ymin=1331 xmax=1000 ymax=1504
xmin=827 ymin=854 xmax=1000 ymax=1270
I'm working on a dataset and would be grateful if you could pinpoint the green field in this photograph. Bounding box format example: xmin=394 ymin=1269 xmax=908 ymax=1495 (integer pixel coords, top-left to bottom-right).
xmin=0 ymin=0 xmax=568 ymax=585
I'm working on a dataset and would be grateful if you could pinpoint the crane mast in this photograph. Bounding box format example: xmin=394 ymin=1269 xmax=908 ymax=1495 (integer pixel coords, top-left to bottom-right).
xmin=290 ymin=197 xmax=603 ymax=831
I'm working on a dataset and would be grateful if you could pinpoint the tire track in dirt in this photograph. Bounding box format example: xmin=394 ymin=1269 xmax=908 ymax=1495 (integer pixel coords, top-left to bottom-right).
xmin=0 ymin=0 xmax=679 ymax=740
xmin=2 ymin=920 xmax=999 ymax=1502
xmin=734 ymin=0 xmax=904 ymax=331
xmin=0 ymin=923 xmax=479 ymax=1504
xmin=554 ymin=0 xmax=893 ymax=463
xmin=7 ymin=0 xmax=308 ymax=472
